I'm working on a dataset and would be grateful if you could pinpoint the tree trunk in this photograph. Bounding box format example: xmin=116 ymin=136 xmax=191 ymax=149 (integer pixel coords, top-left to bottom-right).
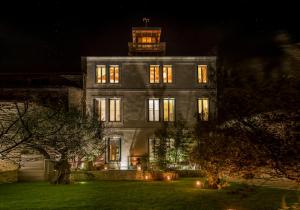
xmin=51 ymin=159 xmax=71 ymax=184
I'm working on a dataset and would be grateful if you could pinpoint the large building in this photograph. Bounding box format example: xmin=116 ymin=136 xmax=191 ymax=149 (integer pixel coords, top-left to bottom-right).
xmin=82 ymin=25 xmax=217 ymax=170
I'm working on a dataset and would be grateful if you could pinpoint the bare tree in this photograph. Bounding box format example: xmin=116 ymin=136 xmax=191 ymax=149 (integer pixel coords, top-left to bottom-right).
xmin=0 ymin=101 xmax=31 ymax=161
xmin=1 ymin=101 xmax=104 ymax=184
xmin=191 ymin=111 xmax=300 ymax=188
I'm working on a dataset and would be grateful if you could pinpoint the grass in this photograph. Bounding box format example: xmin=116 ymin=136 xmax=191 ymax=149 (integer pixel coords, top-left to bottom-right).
xmin=0 ymin=178 xmax=298 ymax=210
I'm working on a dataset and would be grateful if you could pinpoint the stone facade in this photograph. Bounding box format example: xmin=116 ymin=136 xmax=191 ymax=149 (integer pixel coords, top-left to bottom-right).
xmin=82 ymin=56 xmax=217 ymax=169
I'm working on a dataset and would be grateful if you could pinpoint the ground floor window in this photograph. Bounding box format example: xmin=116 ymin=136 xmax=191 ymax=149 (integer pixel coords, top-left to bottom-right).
xmin=108 ymin=137 xmax=121 ymax=162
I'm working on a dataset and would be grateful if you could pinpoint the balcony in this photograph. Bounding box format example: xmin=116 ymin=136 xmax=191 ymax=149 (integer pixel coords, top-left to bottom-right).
xmin=128 ymin=42 xmax=166 ymax=55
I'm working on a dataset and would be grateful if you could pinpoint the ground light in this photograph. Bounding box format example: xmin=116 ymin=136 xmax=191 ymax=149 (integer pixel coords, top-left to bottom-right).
xmin=78 ymin=181 xmax=87 ymax=184
xmin=196 ymin=180 xmax=204 ymax=188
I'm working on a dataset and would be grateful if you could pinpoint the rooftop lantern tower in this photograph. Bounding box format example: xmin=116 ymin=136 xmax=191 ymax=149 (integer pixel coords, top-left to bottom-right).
xmin=128 ymin=18 xmax=166 ymax=56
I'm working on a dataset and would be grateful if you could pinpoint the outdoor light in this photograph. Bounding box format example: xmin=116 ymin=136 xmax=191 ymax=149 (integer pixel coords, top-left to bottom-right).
xmin=137 ymin=165 xmax=142 ymax=171
xmin=145 ymin=175 xmax=149 ymax=180
xmin=104 ymin=166 xmax=108 ymax=170
xmin=196 ymin=180 xmax=203 ymax=188
xmin=79 ymin=181 xmax=87 ymax=184
xmin=167 ymin=175 xmax=171 ymax=181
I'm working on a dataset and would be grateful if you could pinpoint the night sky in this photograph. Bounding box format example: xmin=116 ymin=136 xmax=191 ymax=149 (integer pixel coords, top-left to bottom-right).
xmin=0 ymin=1 xmax=299 ymax=74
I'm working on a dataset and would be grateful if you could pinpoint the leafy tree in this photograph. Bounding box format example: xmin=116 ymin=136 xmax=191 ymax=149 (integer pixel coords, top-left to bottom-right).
xmin=168 ymin=114 xmax=191 ymax=167
xmin=153 ymin=123 xmax=169 ymax=169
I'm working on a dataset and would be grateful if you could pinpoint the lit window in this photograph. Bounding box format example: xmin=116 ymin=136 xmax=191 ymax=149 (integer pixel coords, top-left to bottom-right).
xmin=141 ymin=37 xmax=153 ymax=43
xmin=150 ymin=65 xmax=160 ymax=83
xmin=163 ymin=98 xmax=175 ymax=121
xmin=109 ymin=98 xmax=121 ymax=122
xmin=148 ymin=99 xmax=160 ymax=122
xmin=109 ymin=65 xmax=119 ymax=83
xmin=108 ymin=137 xmax=121 ymax=161
xmin=163 ymin=65 xmax=172 ymax=83
xmin=198 ymin=98 xmax=209 ymax=121
xmin=96 ymin=65 xmax=106 ymax=83
xmin=197 ymin=65 xmax=208 ymax=83
xmin=94 ymin=98 xmax=106 ymax=121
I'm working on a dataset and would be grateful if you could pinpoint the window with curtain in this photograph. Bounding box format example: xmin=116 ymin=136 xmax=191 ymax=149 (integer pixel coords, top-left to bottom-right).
xmin=197 ymin=65 xmax=208 ymax=83
xmin=163 ymin=98 xmax=175 ymax=121
xmin=150 ymin=65 xmax=160 ymax=83
xmin=109 ymin=98 xmax=121 ymax=122
xmin=94 ymin=98 xmax=106 ymax=121
xmin=96 ymin=65 xmax=106 ymax=83
xmin=163 ymin=65 xmax=172 ymax=83
xmin=109 ymin=65 xmax=120 ymax=83
xmin=148 ymin=99 xmax=160 ymax=121
xmin=198 ymin=98 xmax=209 ymax=121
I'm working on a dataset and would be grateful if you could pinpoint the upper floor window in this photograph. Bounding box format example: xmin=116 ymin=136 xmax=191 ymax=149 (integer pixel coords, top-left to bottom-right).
xmin=109 ymin=98 xmax=121 ymax=122
xmin=198 ymin=98 xmax=209 ymax=121
xmin=163 ymin=65 xmax=172 ymax=83
xmin=96 ymin=65 xmax=106 ymax=83
xmin=140 ymin=37 xmax=155 ymax=43
xmin=109 ymin=65 xmax=120 ymax=83
xmin=108 ymin=137 xmax=121 ymax=161
xmin=163 ymin=98 xmax=175 ymax=122
xmin=94 ymin=98 xmax=106 ymax=121
xmin=148 ymin=99 xmax=160 ymax=122
xmin=150 ymin=65 xmax=160 ymax=84
xmin=197 ymin=65 xmax=208 ymax=83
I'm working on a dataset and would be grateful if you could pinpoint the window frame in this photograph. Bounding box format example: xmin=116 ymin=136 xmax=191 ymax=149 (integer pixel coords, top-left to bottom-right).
xmin=94 ymin=98 xmax=106 ymax=122
xmin=95 ymin=65 xmax=107 ymax=84
xmin=108 ymin=137 xmax=121 ymax=162
xmin=163 ymin=98 xmax=175 ymax=122
xmin=197 ymin=98 xmax=209 ymax=121
xmin=109 ymin=65 xmax=120 ymax=84
xmin=197 ymin=65 xmax=208 ymax=84
xmin=163 ymin=65 xmax=173 ymax=84
xmin=109 ymin=98 xmax=121 ymax=122
xmin=148 ymin=98 xmax=160 ymax=122
xmin=149 ymin=65 xmax=160 ymax=84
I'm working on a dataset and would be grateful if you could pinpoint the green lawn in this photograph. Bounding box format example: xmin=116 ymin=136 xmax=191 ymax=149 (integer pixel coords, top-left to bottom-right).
xmin=0 ymin=178 xmax=298 ymax=210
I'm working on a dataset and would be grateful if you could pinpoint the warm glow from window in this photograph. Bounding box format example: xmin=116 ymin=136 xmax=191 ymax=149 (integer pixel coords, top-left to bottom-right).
xmin=109 ymin=137 xmax=121 ymax=161
xmin=96 ymin=65 xmax=106 ymax=83
xmin=109 ymin=98 xmax=121 ymax=122
xmin=150 ymin=65 xmax=160 ymax=83
xmin=95 ymin=98 xmax=106 ymax=121
xmin=163 ymin=65 xmax=172 ymax=83
xmin=148 ymin=99 xmax=160 ymax=121
xmin=198 ymin=65 xmax=208 ymax=83
xmin=198 ymin=98 xmax=209 ymax=121
xmin=163 ymin=98 xmax=175 ymax=121
xmin=109 ymin=65 xmax=119 ymax=83
xmin=140 ymin=37 xmax=154 ymax=43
